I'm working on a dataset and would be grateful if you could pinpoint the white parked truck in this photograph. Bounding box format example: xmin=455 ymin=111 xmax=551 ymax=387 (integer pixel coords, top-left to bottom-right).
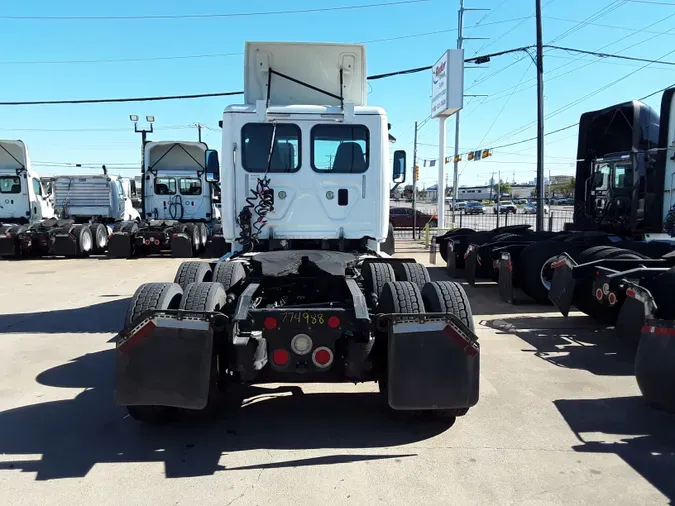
xmin=107 ymin=141 xmax=224 ymax=258
xmin=0 ymin=140 xmax=56 ymax=257
xmin=116 ymin=42 xmax=479 ymax=426
xmin=45 ymin=172 xmax=141 ymax=256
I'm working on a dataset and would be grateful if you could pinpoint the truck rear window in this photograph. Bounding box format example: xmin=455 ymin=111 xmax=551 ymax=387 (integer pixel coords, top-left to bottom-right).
xmin=311 ymin=124 xmax=369 ymax=174
xmin=154 ymin=177 xmax=176 ymax=195
xmin=0 ymin=176 xmax=21 ymax=194
xmin=179 ymin=178 xmax=202 ymax=196
xmin=242 ymin=123 xmax=301 ymax=173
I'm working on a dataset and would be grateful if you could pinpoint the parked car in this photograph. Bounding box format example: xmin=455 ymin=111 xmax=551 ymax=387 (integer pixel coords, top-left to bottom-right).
xmin=452 ymin=201 xmax=466 ymax=211
xmin=523 ymin=202 xmax=550 ymax=214
xmin=390 ymin=207 xmax=437 ymax=228
xmin=464 ymin=201 xmax=485 ymax=214
xmin=493 ymin=201 xmax=517 ymax=214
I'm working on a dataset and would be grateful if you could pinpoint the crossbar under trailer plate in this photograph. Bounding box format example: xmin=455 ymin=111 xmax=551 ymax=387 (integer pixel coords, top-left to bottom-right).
xmin=115 ymin=310 xmax=227 ymax=410
xmin=379 ymin=312 xmax=480 ymax=410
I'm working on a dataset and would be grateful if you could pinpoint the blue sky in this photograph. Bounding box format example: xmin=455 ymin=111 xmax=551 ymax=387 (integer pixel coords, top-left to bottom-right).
xmin=1 ymin=0 xmax=674 ymax=187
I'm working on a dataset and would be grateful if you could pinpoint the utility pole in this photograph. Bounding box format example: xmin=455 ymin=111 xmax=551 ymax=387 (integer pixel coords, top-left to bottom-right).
xmin=196 ymin=123 xmax=203 ymax=142
xmin=412 ymin=121 xmax=418 ymax=239
xmin=535 ymin=0 xmax=545 ymax=231
xmin=451 ymin=0 xmax=489 ymax=225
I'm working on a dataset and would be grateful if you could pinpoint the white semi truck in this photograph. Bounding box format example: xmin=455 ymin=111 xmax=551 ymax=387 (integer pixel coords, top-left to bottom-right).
xmin=116 ymin=42 xmax=479 ymax=426
xmin=0 ymin=140 xmax=55 ymax=257
xmin=107 ymin=141 xmax=224 ymax=258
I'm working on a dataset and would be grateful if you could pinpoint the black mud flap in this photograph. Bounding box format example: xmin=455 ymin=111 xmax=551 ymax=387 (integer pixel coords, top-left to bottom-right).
xmin=464 ymin=244 xmax=477 ymax=286
xmin=548 ymin=255 xmax=576 ymax=317
xmin=52 ymin=234 xmax=77 ymax=257
xmin=384 ymin=313 xmax=479 ymax=410
xmin=498 ymin=252 xmax=515 ymax=304
xmin=0 ymin=237 xmax=17 ymax=257
xmin=616 ymin=285 xmax=657 ymax=343
xmin=108 ymin=232 xmax=132 ymax=258
xmin=115 ymin=313 xmax=215 ymax=410
xmin=170 ymin=234 xmax=193 ymax=258
xmin=206 ymin=236 xmax=229 ymax=258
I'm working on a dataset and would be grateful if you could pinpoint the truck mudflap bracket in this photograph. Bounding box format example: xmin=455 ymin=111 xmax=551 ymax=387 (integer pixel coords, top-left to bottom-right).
xmin=377 ymin=313 xmax=479 ymax=410
xmin=115 ymin=310 xmax=227 ymax=410
xmin=615 ymin=282 xmax=657 ymax=342
xmin=548 ymin=254 xmax=577 ymax=317
xmin=108 ymin=232 xmax=133 ymax=258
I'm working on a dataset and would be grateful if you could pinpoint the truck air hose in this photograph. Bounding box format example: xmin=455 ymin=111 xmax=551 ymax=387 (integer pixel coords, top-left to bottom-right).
xmin=236 ymin=122 xmax=277 ymax=251
xmin=168 ymin=195 xmax=185 ymax=220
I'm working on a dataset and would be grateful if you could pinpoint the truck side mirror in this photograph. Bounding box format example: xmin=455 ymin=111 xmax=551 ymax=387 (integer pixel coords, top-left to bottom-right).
xmin=393 ymin=150 xmax=406 ymax=182
xmin=592 ymin=171 xmax=605 ymax=188
xmin=205 ymin=149 xmax=220 ymax=183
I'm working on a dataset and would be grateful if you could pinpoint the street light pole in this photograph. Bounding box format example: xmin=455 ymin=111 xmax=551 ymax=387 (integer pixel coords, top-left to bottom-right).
xmin=535 ymin=0 xmax=545 ymax=231
xmin=130 ymin=114 xmax=155 ymax=218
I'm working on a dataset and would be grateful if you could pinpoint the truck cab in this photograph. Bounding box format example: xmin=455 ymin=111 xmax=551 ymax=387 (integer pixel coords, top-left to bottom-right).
xmin=142 ymin=141 xmax=219 ymax=223
xmin=0 ymin=140 xmax=54 ymax=224
xmin=210 ymin=42 xmax=403 ymax=254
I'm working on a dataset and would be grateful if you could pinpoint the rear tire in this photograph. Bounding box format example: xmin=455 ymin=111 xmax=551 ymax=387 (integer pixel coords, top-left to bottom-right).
xmin=362 ymin=262 xmax=396 ymax=308
xmin=123 ymin=282 xmax=184 ymax=425
xmin=421 ymin=281 xmax=475 ymax=333
xmin=92 ymin=223 xmax=108 ymax=254
xmin=179 ymin=282 xmax=228 ymax=311
xmin=519 ymin=241 xmax=580 ymax=304
xmin=73 ymin=224 xmax=93 ymax=257
xmin=212 ymin=261 xmax=247 ymax=291
xmin=392 ymin=262 xmax=430 ymax=289
xmin=185 ymin=223 xmax=200 ymax=255
xmin=125 ymin=282 xmax=183 ymax=329
xmin=198 ymin=223 xmax=208 ymax=252
xmin=173 ymin=261 xmax=213 ymax=290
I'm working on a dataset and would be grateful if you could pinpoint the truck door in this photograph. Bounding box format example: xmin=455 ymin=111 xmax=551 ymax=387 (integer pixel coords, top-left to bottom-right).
xmin=0 ymin=174 xmax=29 ymax=221
xmin=32 ymin=177 xmax=54 ymax=220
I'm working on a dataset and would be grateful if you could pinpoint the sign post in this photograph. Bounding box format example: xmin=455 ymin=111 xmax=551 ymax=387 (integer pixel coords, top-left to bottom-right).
xmin=431 ymin=49 xmax=464 ymax=231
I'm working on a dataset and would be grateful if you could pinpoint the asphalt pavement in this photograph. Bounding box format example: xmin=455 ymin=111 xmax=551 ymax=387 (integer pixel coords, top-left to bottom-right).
xmin=0 ymin=247 xmax=672 ymax=505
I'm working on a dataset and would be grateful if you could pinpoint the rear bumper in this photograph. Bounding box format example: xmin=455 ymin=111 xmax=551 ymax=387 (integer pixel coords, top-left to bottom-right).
xmin=115 ymin=308 xmax=480 ymax=411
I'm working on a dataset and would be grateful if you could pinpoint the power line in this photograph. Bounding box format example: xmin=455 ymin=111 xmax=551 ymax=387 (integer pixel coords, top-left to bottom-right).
xmin=0 ymin=0 xmax=428 ymax=20
xmin=624 ymin=0 xmax=675 ymax=5
xmin=547 ymin=16 xmax=675 ymax=36
xmin=0 ymin=16 xmax=531 ymax=66
xmin=546 ymin=45 xmax=675 ymax=66
xmin=0 ymin=44 xmax=670 ymax=106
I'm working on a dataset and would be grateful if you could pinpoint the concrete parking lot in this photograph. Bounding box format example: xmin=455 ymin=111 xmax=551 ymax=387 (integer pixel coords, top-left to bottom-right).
xmin=0 ymin=246 xmax=673 ymax=505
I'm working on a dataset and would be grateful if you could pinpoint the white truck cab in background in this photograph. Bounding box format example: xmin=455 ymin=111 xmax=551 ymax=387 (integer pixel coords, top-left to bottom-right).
xmin=205 ymin=42 xmax=403 ymax=254
xmin=0 ymin=140 xmax=54 ymax=224
xmin=107 ymin=141 xmax=224 ymax=258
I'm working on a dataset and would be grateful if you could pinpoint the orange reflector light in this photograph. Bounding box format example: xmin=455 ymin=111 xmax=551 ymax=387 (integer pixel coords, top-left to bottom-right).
xmin=272 ymin=349 xmax=289 ymax=365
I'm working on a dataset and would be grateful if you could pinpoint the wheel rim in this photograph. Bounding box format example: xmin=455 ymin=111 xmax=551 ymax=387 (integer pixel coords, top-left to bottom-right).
xmin=81 ymin=230 xmax=93 ymax=252
xmin=97 ymin=227 xmax=107 ymax=248
xmin=539 ymin=255 xmax=558 ymax=291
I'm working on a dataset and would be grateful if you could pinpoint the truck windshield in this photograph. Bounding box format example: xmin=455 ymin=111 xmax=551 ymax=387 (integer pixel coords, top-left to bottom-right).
xmin=179 ymin=177 xmax=202 ymax=196
xmin=613 ymin=163 xmax=633 ymax=188
xmin=311 ymin=124 xmax=369 ymax=173
xmin=242 ymin=123 xmax=300 ymax=173
xmin=0 ymin=176 xmax=21 ymax=194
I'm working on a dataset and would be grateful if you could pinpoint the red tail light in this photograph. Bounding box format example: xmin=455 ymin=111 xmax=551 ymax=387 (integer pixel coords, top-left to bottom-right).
xmin=144 ymin=239 xmax=151 ymax=245
xmin=595 ymin=288 xmax=603 ymax=301
xmin=312 ymin=347 xmax=333 ymax=368
xmin=327 ymin=316 xmax=340 ymax=329
xmin=264 ymin=317 xmax=277 ymax=330
xmin=272 ymin=349 xmax=289 ymax=366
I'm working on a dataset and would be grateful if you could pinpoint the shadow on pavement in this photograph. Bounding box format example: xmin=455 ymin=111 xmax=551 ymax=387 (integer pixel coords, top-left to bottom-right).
xmin=0 ymin=349 xmax=441 ymax=480
xmin=0 ymin=297 xmax=130 ymax=334
xmin=481 ymin=315 xmax=635 ymax=376
xmin=555 ymin=396 xmax=675 ymax=502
